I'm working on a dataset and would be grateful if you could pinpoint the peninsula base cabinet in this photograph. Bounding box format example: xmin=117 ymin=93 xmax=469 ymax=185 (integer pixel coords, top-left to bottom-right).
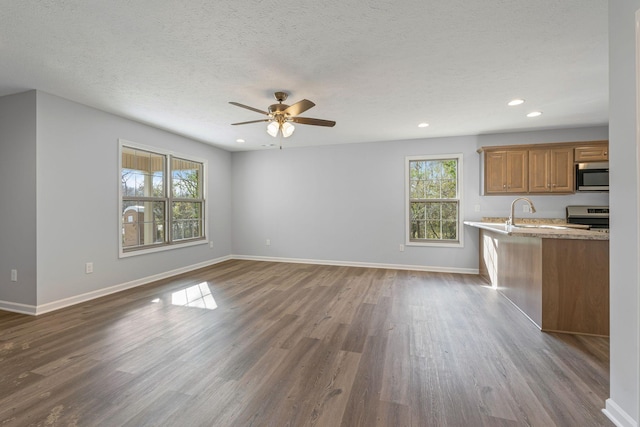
xmin=479 ymin=229 xmax=609 ymax=336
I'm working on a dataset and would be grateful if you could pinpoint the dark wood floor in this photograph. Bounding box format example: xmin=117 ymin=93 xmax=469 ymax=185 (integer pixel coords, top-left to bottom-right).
xmin=0 ymin=260 xmax=611 ymax=426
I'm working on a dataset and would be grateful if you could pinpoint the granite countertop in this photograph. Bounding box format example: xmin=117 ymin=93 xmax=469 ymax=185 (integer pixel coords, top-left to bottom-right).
xmin=463 ymin=218 xmax=609 ymax=241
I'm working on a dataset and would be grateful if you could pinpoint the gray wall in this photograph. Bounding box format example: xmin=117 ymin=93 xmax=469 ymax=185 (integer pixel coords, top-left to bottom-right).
xmin=232 ymin=136 xmax=480 ymax=271
xmin=34 ymin=91 xmax=232 ymax=305
xmin=608 ymin=0 xmax=639 ymax=424
xmin=0 ymin=90 xmax=233 ymax=308
xmin=0 ymin=91 xmax=37 ymax=307
xmin=231 ymin=127 xmax=608 ymax=272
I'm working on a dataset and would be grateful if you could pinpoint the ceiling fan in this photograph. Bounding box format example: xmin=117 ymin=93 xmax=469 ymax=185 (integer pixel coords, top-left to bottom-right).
xmin=229 ymin=91 xmax=336 ymax=139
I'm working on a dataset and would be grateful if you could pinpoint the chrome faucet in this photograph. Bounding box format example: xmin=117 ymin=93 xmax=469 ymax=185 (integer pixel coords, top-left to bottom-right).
xmin=507 ymin=197 xmax=536 ymax=227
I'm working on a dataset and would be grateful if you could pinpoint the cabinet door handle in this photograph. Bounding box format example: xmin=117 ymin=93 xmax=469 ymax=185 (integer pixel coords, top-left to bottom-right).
xmin=503 ymin=184 xmax=506 ymax=189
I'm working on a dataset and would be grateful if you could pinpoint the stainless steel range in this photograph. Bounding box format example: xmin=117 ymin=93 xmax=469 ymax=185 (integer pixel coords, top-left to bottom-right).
xmin=566 ymin=205 xmax=609 ymax=230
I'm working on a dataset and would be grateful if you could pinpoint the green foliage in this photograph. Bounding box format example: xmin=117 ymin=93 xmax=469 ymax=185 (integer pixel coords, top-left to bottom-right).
xmin=172 ymin=169 xmax=200 ymax=198
xmin=172 ymin=201 xmax=202 ymax=240
xmin=170 ymin=167 xmax=202 ymax=240
xmin=409 ymin=159 xmax=457 ymax=199
xmin=409 ymin=158 xmax=459 ymax=241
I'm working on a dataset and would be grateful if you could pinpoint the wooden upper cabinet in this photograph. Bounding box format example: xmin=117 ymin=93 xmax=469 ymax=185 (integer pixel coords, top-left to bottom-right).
xmin=575 ymin=144 xmax=608 ymax=162
xmin=485 ymin=150 xmax=528 ymax=194
xmin=550 ymin=148 xmax=574 ymax=192
xmin=485 ymin=151 xmax=507 ymax=193
xmin=528 ymin=147 xmax=574 ymax=193
xmin=528 ymin=149 xmax=550 ymax=192
xmin=481 ymin=140 xmax=606 ymax=195
xmin=506 ymin=150 xmax=528 ymax=192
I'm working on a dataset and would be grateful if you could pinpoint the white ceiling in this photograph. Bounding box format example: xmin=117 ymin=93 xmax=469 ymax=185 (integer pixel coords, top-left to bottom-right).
xmin=0 ymin=1 xmax=608 ymax=151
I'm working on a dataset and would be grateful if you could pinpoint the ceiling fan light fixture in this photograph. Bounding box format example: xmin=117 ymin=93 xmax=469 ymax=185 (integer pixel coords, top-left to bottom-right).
xmin=281 ymin=122 xmax=295 ymax=138
xmin=230 ymin=92 xmax=335 ymax=140
xmin=267 ymin=121 xmax=279 ymax=137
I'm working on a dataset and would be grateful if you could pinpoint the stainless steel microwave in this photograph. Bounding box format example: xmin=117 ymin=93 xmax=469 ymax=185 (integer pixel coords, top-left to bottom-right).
xmin=576 ymin=162 xmax=609 ymax=191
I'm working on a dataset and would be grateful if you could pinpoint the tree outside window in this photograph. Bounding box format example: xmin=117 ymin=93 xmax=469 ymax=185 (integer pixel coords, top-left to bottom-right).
xmin=407 ymin=155 xmax=461 ymax=244
xmin=171 ymin=158 xmax=203 ymax=242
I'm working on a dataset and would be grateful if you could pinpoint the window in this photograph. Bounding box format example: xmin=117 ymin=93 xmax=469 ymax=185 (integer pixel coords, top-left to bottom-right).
xmin=120 ymin=141 xmax=206 ymax=256
xmin=170 ymin=157 xmax=204 ymax=242
xmin=406 ymin=154 xmax=463 ymax=246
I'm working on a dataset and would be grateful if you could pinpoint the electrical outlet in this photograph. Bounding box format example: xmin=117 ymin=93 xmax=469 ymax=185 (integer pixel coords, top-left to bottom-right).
xmin=399 ymin=244 xmax=405 ymax=252
xmin=209 ymin=241 xmax=214 ymax=248
xmin=474 ymin=204 xmax=481 ymax=212
xmin=10 ymin=269 xmax=17 ymax=282
xmin=85 ymin=262 xmax=93 ymax=274
xmin=522 ymin=205 xmax=531 ymax=213
xmin=266 ymin=239 xmax=271 ymax=246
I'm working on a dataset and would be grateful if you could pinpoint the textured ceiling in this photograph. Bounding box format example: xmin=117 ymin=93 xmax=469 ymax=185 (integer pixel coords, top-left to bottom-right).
xmin=0 ymin=0 xmax=608 ymax=151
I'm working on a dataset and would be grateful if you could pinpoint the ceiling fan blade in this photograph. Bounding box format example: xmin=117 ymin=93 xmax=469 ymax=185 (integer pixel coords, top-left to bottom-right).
xmin=231 ymin=119 xmax=271 ymax=125
xmin=291 ymin=117 xmax=336 ymax=127
xmin=283 ymin=99 xmax=315 ymax=117
xmin=229 ymin=102 xmax=269 ymax=115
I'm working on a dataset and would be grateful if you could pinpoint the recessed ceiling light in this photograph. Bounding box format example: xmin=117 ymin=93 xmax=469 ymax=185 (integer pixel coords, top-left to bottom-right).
xmin=526 ymin=111 xmax=542 ymax=118
xmin=418 ymin=122 xmax=429 ymax=128
xmin=508 ymin=99 xmax=525 ymax=106
xmin=236 ymin=139 xmax=245 ymax=143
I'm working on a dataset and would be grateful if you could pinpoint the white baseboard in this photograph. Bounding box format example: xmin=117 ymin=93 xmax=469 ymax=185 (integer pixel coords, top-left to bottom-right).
xmin=0 ymin=254 xmax=477 ymax=316
xmin=0 ymin=255 xmax=232 ymax=316
xmin=231 ymin=254 xmax=479 ymax=275
xmin=603 ymin=399 xmax=638 ymax=427
xmin=0 ymin=300 xmax=37 ymax=315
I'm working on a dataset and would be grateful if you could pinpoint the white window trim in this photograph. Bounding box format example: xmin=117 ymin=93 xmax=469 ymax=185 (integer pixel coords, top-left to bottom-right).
xmin=118 ymin=139 xmax=209 ymax=258
xmin=405 ymin=153 xmax=464 ymax=248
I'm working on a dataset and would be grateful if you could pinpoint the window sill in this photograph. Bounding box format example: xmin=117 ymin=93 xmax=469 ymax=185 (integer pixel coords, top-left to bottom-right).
xmin=119 ymin=238 xmax=208 ymax=258
xmin=406 ymin=240 xmax=463 ymax=248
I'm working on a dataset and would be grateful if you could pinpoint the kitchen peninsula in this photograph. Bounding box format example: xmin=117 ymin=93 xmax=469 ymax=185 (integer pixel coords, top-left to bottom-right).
xmin=465 ymin=220 xmax=609 ymax=336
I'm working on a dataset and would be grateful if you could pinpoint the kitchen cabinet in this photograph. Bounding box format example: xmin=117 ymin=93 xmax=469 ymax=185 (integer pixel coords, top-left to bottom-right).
xmin=484 ymin=149 xmax=528 ymax=194
xmin=479 ymin=140 xmax=608 ymax=195
xmin=575 ymin=144 xmax=608 ymax=162
xmin=528 ymin=147 xmax=574 ymax=193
